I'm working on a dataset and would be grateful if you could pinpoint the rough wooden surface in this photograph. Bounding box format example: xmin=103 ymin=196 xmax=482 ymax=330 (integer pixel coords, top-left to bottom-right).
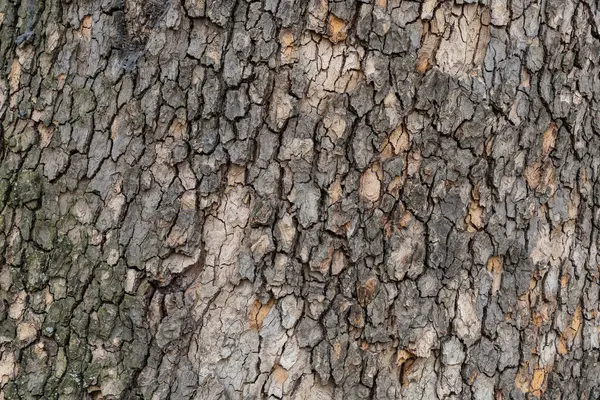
xmin=1 ymin=0 xmax=600 ymax=398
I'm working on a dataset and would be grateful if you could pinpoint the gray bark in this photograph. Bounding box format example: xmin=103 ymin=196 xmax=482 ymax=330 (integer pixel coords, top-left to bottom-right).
xmin=1 ymin=0 xmax=599 ymax=399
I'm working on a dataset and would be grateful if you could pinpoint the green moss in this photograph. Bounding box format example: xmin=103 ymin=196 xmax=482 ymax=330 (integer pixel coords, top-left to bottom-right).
xmin=8 ymin=170 xmax=42 ymax=208
xmin=42 ymin=297 xmax=76 ymax=340
xmin=5 ymin=127 xmax=36 ymax=152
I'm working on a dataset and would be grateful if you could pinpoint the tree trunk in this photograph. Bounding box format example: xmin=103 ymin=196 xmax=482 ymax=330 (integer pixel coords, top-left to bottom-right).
xmin=1 ymin=0 xmax=599 ymax=398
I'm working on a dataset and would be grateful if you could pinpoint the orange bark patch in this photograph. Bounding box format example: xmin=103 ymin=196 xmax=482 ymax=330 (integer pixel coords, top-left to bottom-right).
xmin=248 ymin=298 xmax=275 ymax=330
xmin=557 ymin=335 xmax=568 ymax=355
xmin=416 ymin=56 xmax=430 ymax=73
xmin=530 ymin=368 xmax=546 ymax=398
xmin=328 ymin=15 xmax=348 ymax=43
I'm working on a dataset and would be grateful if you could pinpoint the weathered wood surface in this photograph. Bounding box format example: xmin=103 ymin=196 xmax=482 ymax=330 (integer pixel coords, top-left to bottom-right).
xmin=1 ymin=0 xmax=600 ymax=398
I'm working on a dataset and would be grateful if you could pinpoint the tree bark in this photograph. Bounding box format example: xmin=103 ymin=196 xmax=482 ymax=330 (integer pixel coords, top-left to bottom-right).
xmin=1 ymin=0 xmax=599 ymax=398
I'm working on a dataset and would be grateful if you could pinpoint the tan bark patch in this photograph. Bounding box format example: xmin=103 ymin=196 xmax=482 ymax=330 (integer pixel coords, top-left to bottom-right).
xmin=416 ymin=56 xmax=431 ymax=73
xmin=328 ymin=177 xmax=343 ymax=205
xmin=227 ymin=164 xmax=246 ymax=186
xmin=564 ymin=306 xmax=582 ymax=341
xmin=487 ymin=256 xmax=503 ymax=295
xmin=331 ymin=250 xmax=346 ymax=275
xmin=465 ymin=184 xmax=485 ymax=232
xmin=273 ymin=364 xmax=289 ymax=384
xmin=17 ymin=322 xmax=37 ymax=342
xmin=398 ymin=210 xmax=412 ymax=229
xmin=328 ymin=15 xmax=348 ymax=43
xmin=387 ymin=176 xmax=403 ymax=197
xmin=9 ymin=59 xmax=21 ymax=94
xmin=331 ymin=340 xmax=342 ymax=361
xmin=525 ymin=158 xmax=556 ymax=197
xmin=280 ymin=29 xmax=295 ymax=62
xmin=39 ymin=124 xmax=55 ymax=148
xmin=514 ymin=363 xmax=531 ymax=393
xmin=9 ymin=291 xmax=27 ymax=320
xmin=249 ymin=298 xmax=275 ymax=330
xmin=381 ymin=126 xmax=409 ymax=160
xmin=524 ymin=161 xmax=542 ymax=190
xmin=396 ymin=349 xmax=415 ymax=367
xmin=560 ymin=274 xmax=569 ymax=288
xmin=542 ymin=122 xmax=558 ymax=157
xmin=0 ymin=351 xmax=15 ymax=384
xmin=180 ymin=191 xmax=196 ymax=210
xmin=515 ymin=364 xmax=549 ymax=398
xmin=318 ymin=246 xmax=334 ymax=274
xmin=465 ymin=202 xmax=484 ymax=232
xmin=555 ymin=305 xmax=583 ymax=358
xmin=416 ymin=22 xmax=437 ymax=73
xmin=396 ymin=349 xmax=417 ymax=386
xmin=521 ymin=67 xmax=530 ymax=88
xmin=360 ymin=162 xmax=382 ymax=202
xmin=169 ymin=118 xmax=186 ymax=139
xmin=80 ymin=15 xmax=93 ymax=39
xmin=357 ymin=276 xmax=378 ymax=306
xmin=417 ymin=3 xmax=491 ymax=77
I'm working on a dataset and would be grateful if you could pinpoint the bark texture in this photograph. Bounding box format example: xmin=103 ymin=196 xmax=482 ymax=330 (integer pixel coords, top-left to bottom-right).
xmin=1 ymin=0 xmax=600 ymax=398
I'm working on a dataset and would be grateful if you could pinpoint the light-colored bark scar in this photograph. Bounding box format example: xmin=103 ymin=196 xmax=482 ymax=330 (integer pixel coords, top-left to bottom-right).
xmin=249 ymin=298 xmax=276 ymax=330
xmin=417 ymin=3 xmax=491 ymax=77
xmin=360 ymin=162 xmax=382 ymax=203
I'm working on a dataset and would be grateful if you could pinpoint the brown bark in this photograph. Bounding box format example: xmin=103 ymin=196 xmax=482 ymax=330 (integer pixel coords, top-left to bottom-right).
xmin=1 ymin=0 xmax=600 ymax=399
